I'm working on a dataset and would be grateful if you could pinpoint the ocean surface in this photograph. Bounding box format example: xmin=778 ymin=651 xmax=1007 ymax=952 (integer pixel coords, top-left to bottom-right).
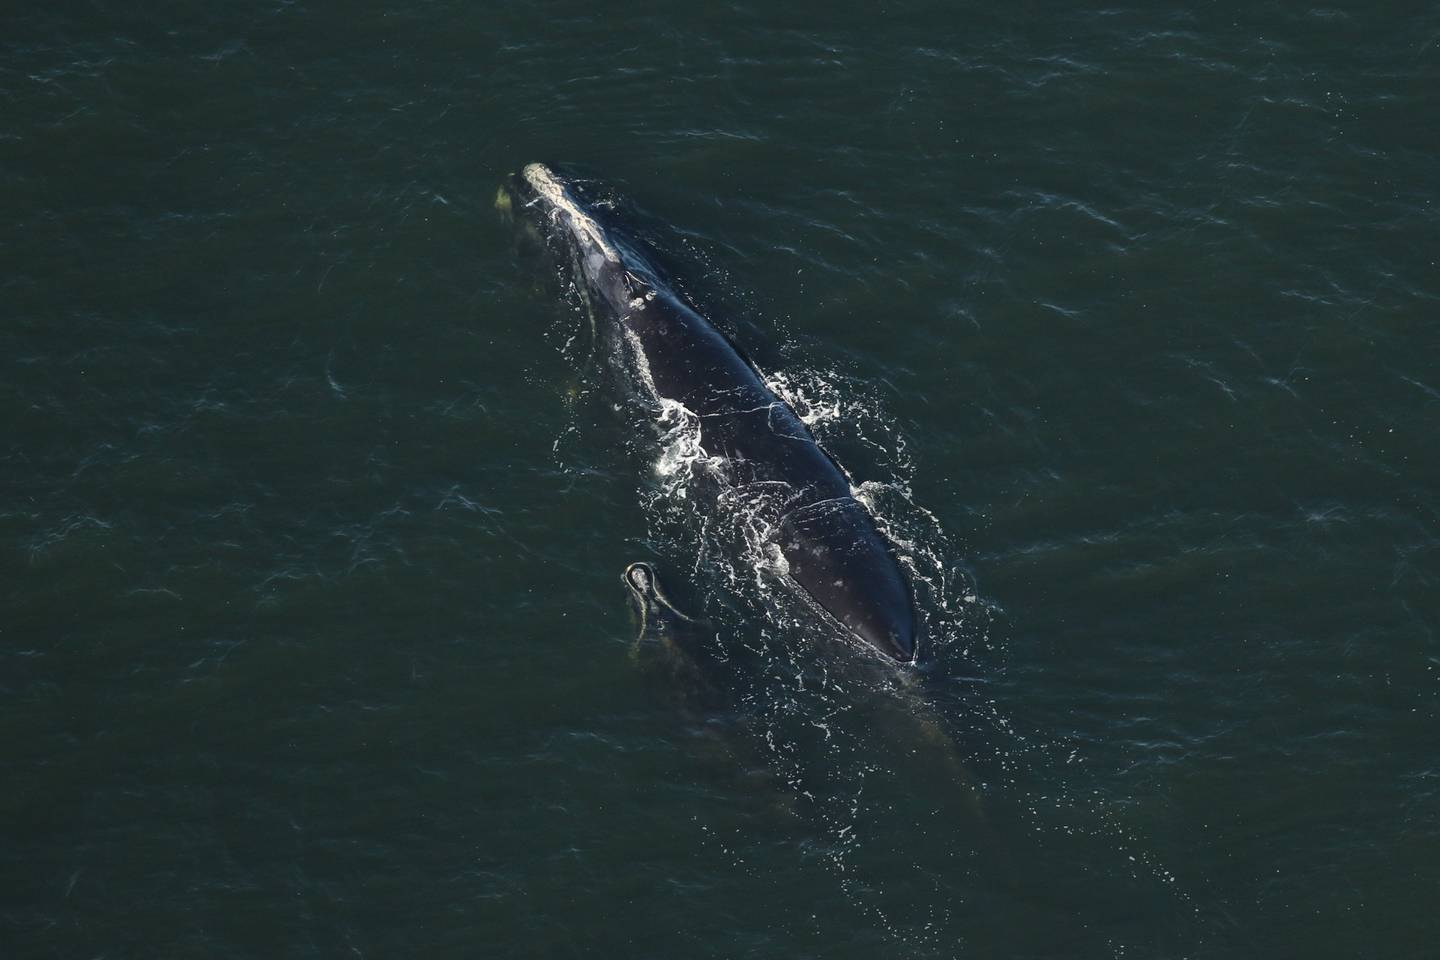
xmin=4 ymin=3 xmax=1437 ymax=958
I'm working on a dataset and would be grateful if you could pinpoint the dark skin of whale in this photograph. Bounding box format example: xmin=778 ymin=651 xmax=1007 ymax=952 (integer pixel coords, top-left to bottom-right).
xmin=510 ymin=165 xmax=916 ymax=661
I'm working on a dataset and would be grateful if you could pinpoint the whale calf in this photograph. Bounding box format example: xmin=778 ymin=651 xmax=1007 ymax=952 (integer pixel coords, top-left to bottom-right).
xmin=506 ymin=164 xmax=917 ymax=661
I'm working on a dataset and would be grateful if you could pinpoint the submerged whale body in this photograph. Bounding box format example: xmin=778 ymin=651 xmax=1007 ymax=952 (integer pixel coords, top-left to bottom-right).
xmin=508 ymin=163 xmax=917 ymax=662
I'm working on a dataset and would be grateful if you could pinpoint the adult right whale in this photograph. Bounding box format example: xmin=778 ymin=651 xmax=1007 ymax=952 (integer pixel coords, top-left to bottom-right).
xmin=503 ymin=163 xmax=917 ymax=662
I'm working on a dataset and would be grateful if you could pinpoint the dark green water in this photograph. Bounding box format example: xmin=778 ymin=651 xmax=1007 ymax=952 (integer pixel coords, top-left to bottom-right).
xmin=4 ymin=3 xmax=1437 ymax=957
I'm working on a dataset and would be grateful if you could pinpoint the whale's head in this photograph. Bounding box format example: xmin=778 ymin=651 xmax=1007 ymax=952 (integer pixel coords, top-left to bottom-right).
xmin=500 ymin=163 xmax=632 ymax=312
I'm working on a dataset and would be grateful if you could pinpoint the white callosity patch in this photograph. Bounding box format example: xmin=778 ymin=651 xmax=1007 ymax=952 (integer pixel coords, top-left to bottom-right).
xmin=521 ymin=163 xmax=621 ymax=264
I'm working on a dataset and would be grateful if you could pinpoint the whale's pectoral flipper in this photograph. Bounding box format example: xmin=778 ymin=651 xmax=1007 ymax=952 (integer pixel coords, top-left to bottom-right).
xmin=623 ymin=561 xmax=703 ymax=644
xmin=619 ymin=562 xmax=797 ymax=818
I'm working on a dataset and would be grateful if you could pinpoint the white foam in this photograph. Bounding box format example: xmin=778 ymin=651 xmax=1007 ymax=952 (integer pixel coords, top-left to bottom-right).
xmin=653 ymin=397 xmax=708 ymax=487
